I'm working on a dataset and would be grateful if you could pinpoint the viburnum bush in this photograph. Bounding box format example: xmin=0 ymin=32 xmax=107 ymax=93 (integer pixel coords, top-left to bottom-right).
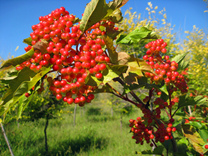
xmin=0 ymin=0 xmax=208 ymax=156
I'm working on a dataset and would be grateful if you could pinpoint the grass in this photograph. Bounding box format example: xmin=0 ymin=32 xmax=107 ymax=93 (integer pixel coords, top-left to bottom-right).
xmin=0 ymin=99 xmax=151 ymax=156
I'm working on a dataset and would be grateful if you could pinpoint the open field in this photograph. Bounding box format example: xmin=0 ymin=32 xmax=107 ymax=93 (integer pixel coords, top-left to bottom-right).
xmin=0 ymin=99 xmax=151 ymax=156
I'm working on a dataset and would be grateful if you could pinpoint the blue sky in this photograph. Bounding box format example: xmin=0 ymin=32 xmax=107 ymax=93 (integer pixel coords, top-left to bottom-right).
xmin=0 ymin=0 xmax=207 ymax=60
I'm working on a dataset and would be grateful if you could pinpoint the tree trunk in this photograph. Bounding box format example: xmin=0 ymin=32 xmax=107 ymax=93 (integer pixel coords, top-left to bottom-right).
xmin=73 ymin=104 xmax=77 ymax=126
xmin=44 ymin=114 xmax=49 ymax=154
xmin=111 ymin=106 xmax=113 ymax=117
xmin=120 ymin=114 xmax=122 ymax=131
xmin=1 ymin=123 xmax=14 ymax=156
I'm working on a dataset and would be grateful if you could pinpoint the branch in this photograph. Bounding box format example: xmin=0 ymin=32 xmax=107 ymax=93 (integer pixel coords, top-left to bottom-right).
xmin=113 ymin=77 xmax=144 ymax=105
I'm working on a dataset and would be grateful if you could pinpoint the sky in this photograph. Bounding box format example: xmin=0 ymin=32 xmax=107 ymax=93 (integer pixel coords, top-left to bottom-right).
xmin=0 ymin=0 xmax=207 ymax=60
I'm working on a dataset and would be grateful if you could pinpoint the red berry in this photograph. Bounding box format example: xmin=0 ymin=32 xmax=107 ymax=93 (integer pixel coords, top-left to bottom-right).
xmin=95 ymin=73 xmax=103 ymax=79
xmin=25 ymin=92 xmax=30 ymax=97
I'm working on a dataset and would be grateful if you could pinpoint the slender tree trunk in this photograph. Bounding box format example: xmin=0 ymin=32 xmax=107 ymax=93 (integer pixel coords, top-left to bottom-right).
xmin=111 ymin=106 xmax=113 ymax=117
xmin=44 ymin=114 xmax=49 ymax=154
xmin=73 ymin=104 xmax=77 ymax=126
xmin=17 ymin=120 xmax=19 ymax=129
xmin=1 ymin=123 xmax=14 ymax=156
xmin=120 ymin=114 xmax=122 ymax=130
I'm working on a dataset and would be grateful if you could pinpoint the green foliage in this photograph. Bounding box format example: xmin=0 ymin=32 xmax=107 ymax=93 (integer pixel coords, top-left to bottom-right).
xmin=0 ymin=48 xmax=35 ymax=70
xmin=0 ymin=104 xmax=148 ymax=156
xmin=178 ymin=95 xmax=208 ymax=108
xmin=80 ymin=0 xmax=128 ymax=32
xmin=22 ymin=92 xmax=65 ymax=121
xmin=116 ymin=26 xmax=157 ymax=44
xmin=0 ymin=1 xmax=207 ymax=156
xmin=0 ymin=67 xmax=51 ymax=119
xmin=23 ymin=37 xmax=32 ymax=46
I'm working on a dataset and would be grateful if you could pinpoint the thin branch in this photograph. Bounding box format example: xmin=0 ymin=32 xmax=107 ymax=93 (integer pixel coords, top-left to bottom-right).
xmin=171 ymin=107 xmax=179 ymax=118
xmin=113 ymin=77 xmax=144 ymax=105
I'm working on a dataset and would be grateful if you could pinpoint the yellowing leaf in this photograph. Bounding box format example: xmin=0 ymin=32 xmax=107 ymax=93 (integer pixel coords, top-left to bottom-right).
xmin=182 ymin=125 xmax=206 ymax=154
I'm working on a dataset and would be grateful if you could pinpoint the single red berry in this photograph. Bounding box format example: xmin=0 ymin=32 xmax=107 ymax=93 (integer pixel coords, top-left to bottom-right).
xmin=95 ymin=73 xmax=103 ymax=79
xmin=25 ymin=92 xmax=30 ymax=97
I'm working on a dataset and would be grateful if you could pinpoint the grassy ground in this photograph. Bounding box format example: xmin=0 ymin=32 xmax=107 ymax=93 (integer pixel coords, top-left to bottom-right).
xmin=0 ymin=100 xmax=151 ymax=156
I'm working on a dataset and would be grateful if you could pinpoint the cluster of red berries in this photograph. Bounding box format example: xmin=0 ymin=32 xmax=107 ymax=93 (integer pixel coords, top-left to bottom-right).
xmin=129 ymin=116 xmax=176 ymax=145
xmin=129 ymin=117 xmax=155 ymax=145
xmin=143 ymin=39 xmax=188 ymax=93
xmin=15 ymin=7 xmax=118 ymax=106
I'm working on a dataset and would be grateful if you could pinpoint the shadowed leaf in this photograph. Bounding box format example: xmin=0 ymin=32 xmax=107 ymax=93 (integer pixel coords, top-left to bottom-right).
xmin=178 ymin=95 xmax=208 ymax=108
xmin=103 ymin=36 xmax=118 ymax=64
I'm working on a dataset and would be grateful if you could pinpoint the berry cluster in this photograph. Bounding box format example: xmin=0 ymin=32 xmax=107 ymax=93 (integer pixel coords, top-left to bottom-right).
xmin=129 ymin=39 xmax=189 ymax=146
xmin=129 ymin=116 xmax=176 ymax=145
xmin=143 ymin=39 xmax=188 ymax=93
xmin=15 ymin=7 xmax=117 ymax=106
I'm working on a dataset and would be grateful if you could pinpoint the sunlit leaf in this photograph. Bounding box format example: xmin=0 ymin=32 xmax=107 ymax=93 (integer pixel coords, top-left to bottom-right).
xmin=116 ymin=26 xmax=157 ymax=45
xmin=80 ymin=0 xmax=128 ymax=33
xmin=86 ymin=65 xmax=128 ymax=86
xmin=199 ymin=129 xmax=208 ymax=143
xmin=0 ymin=67 xmax=51 ymax=117
xmin=0 ymin=48 xmax=35 ymax=70
xmin=23 ymin=37 xmax=32 ymax=46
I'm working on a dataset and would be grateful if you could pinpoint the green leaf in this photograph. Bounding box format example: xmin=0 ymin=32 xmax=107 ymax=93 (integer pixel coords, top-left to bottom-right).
xmin=80 ymin=0 xmax=107 ymax=32
xmin=116 ymin=26 xmax=157 ymax=45
xmin=1 ymin=67 xmax=51 ymax=117
xmin=104 ymin=8 xmax=123 ymax=23
xmin=178 ymin=95 xmax=208 ymax=108
xmin=103 ymin=35 xmax=118 ymax=64
xmin=189 ymin=121 xmax=203 ymax=129
xmin=106 ymin=27 xmax=122 ymax=39
xmin=17 ymin=89 xmax=35 ymax=119
xmin=171 ymin=52 xmax=189 ymax=70
xmin=86 ymin=65 xmax=128 ymax=86
xmin=123 ymin=55 xmax=154 ymax=84
xmin=2 ymin=68 xmax=36 ymax=104
xmin=23 ymin=37 xmax=32 ymax=46
xmin=171 ymin=52 xmax=188 ymax=64
xmin=17 ymin=96 xmax=25 ymax=119
xmin=159 ymin=84 xmax=168 ymax=95
xmin=178 ymin=138 xmax=189 ymax=146
xmin=142 ymin=145 xmax=164 ymax=155
xmin=199 ymin=129 xmax=208 ymax=142
xmin=94 ymin=84 xmax=113 ymax=93
xmin=80 ymin=0 xmax=128 ymax=33
xmin=107 ymin=0 xmax=128 ymax=9
xmin=0 ymin=48 xmax=35 ymax=70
